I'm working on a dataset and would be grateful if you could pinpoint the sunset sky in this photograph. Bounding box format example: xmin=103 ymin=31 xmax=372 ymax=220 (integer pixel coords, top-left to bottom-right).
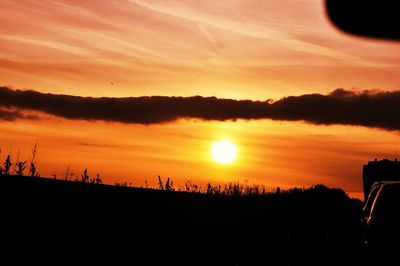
xmin=1 ymin=0 xmax=400 ymax=199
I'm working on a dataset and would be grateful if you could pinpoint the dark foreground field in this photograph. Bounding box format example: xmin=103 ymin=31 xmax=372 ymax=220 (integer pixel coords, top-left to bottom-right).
xmin=1 ymin=175 xmax=362 ymax=266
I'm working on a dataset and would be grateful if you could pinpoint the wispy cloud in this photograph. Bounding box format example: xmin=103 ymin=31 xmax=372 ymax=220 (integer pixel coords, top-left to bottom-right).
xmin=0 ymin=106 xmax=39 ymax=121
xmin=1 ymin=0 xmax=399 ymax=99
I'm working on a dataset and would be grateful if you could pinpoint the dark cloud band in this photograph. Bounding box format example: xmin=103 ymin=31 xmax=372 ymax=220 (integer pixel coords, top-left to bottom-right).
xmin=1 ymin=86 xmax=399 ymax=130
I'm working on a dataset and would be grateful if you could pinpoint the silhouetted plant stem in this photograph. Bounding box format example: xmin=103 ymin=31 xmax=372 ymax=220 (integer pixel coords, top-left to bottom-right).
xmin=3 ymin=154 xmax=12 ymax=175
xmin=29 ymin=144 xmax=39 ymax=177
xmin=158 ymin=175 xmax=164 ymax=190
xmin=81 ymin=168 xmax=89 ymax=183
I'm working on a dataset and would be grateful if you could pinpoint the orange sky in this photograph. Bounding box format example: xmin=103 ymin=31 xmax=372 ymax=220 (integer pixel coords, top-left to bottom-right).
xmin=1 ymin=0 xmax=400 ymax=199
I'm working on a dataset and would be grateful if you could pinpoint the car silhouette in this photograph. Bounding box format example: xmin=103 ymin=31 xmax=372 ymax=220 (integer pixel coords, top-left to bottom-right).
xmin=361 ymin=181 xmax=397 ymax=228
xmin=359 ymin=181 xmax=400 ymax=265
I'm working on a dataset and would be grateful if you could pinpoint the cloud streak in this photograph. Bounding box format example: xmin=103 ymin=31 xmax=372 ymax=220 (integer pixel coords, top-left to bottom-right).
xmin=1 ymin=87 xmax=400 ymax=130
xmin=0 ymin=106 xmax=39 ymax=121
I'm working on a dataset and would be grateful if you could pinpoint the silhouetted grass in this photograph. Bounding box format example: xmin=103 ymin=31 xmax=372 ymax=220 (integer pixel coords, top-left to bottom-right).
xmin=0 ymin=147 xmax=363 ymax=266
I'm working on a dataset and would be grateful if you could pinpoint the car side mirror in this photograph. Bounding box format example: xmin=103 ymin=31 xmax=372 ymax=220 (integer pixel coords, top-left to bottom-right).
xmin=325 ymin=0 xmax=400 ymax=40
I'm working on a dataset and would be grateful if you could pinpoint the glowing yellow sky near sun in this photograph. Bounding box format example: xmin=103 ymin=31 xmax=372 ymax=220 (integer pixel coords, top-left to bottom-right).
xmin=211 ymin=139 xmax=237 ymax=164
xmin=1 ymin=115 xmax=399 ymax=200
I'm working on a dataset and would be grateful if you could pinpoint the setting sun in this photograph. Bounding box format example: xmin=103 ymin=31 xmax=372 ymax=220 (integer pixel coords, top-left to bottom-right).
xmin=211 ymin=140 xmax=237 ymax=164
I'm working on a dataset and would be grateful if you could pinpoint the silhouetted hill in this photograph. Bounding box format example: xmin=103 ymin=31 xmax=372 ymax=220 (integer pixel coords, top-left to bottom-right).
xmin=0 ymin=175 xmax=362 ymax=266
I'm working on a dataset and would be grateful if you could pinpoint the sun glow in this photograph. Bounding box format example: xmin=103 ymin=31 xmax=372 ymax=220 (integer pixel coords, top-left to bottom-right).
xmin=211 ymin=140 xmax=237 ymax=164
